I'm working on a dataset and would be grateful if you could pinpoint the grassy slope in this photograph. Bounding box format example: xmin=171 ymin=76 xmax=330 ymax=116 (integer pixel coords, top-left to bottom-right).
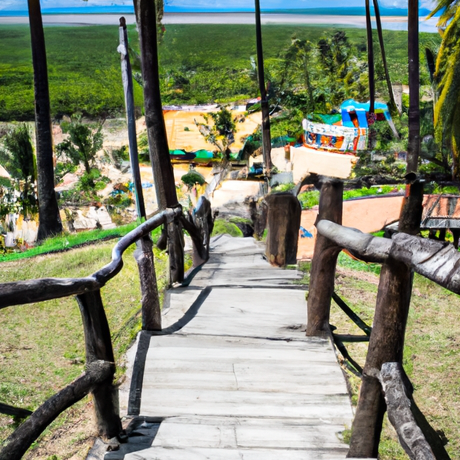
xmin=331 ymin=255 xmax=460 ymax=459
xmin=0 ymin=23 xmax=440 ymax=120
xmin=0 ymin=238 xmax=168 ymax=458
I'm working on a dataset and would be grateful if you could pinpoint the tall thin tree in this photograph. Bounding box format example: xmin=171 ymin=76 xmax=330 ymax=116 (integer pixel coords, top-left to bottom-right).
xmin=365 ymin=0 xmax=375 ymax=116
xmin=28 ymin=0 xmax=62 ymax=240
xmin=133 ymin=0 xmax=178 ymax=209
xmin=407 ymin=0 xmax=420 ymax=173
xmin=254 ymin=0 xmax=273 ymax=178
xmin=372 ymin=0 xmax=399 ymax=117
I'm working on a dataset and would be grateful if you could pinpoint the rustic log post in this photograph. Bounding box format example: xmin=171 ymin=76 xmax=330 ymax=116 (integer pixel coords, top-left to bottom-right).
xmin=134 ymin=235 xmax=162 ymax=331
xmin=265 ymin=193 xmax=301 ymax=267
xmin=380 ymin=363 xmax=436 ymax=460
xmin=247 ymin=196 xmax=268 ymax=240
xmin=167 ymin=216 xmax=184 ymax=286
xmin=348 ymin=181 xmax=423 ymax=458
xmin=306 ymin=179 xmax=343 ymax=337
xmin=180 ymin=196 xmax=213 ymax=268
xmin=452 ymin=229 xmax=460 ymax=248
xmin=76 ymin=290 xmax=122 ymax=438
xmin=134 ymin=0 xmax=178 ymax=210
xmin=118 ymin=17 xmax=146 ymax=220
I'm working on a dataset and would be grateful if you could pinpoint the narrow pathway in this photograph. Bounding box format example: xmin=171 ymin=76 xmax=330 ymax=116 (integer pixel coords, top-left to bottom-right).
xmin=125 ymin=235 xmax=358 ymax=459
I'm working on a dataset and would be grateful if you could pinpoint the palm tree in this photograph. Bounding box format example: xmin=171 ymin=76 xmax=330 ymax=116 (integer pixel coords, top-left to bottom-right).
xmin=427 ymin=0 xmax=459 ymax=27
xmin=407 ymin=0 xmax=420 ymax=173
xmin=372 ymin=0 xmax=399 ymax=116
xmin=133 ymin=0 xmax=178 ymax=210
xmin=365 ymin=0 xmax=375 ymax=116
xmin=432 ymin=5 xmax=460 ymax=177
xmin=27 ymin=0 xmax=62 ymax=240
xmin=254 ymin=0 xmax=273 ymax=178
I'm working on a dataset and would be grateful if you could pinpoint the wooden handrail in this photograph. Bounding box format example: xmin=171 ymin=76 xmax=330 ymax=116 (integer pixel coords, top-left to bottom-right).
xmin=0 ymin=207 xmax=180 ymax=309
xmin=312 ymin=214 xmax=454 ymax=458
xmin=0 ymin=200 xmax=212 ymax=460
xmin=1 ymin=361 xmax=114 ymax=460
xmin=380 ymin=363 xmax=436 ymax=460
xmin=316 ymin=219 xmax=460 ymax=295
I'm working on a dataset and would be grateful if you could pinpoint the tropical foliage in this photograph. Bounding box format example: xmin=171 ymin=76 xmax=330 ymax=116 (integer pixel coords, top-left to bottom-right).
xmin=195 ymin=106 xmax=237 ymax=158
xmin=0 ymin=125 xmax=37 ymax=217
xmin=56 ymin=117 xmax=104 ymax=175
xmin=427 ymin=0 xmax=460 ymax=27
xmin=433 ymin=5 xmax=460 ymax=177
xmin=0 ymin=25 xmax=439 ymax=121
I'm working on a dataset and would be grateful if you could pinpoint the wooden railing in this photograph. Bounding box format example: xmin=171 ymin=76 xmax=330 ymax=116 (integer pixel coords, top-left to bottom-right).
xmin=308 ymin=178 xmax=452 ymax=460
xmin=0 ymin=197 xmax=213 ymax=460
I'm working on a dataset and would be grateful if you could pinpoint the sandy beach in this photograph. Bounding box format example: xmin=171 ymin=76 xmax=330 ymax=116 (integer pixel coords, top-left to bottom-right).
xmin=0 ymin=12 xmax=438 ymax=32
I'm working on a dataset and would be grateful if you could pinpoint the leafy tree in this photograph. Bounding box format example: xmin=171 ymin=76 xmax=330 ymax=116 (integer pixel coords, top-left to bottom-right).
xmin=195 ymin=106 xmax=237 ymax=159
xmin=56 ymin=117 xmax=104 ymax=175
xmin=0 ymin=125 xmax=37 ymax=216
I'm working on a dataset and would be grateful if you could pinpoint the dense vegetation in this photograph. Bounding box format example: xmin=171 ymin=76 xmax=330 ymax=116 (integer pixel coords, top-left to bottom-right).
xmin=0 ymin=23 xmax=441 ymax=121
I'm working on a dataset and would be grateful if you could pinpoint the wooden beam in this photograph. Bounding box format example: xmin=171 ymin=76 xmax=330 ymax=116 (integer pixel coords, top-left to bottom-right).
xmin=0 ymin=361 xmax=113 ymax=460
xmin=380 ymin=363 xmax=435 ymax=460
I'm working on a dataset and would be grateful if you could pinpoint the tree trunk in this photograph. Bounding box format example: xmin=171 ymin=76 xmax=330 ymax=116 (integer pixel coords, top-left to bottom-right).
xmin=407 ymin=0 xmax=420 ymax=174
xmin=365 ymin=0 xmax=375 ymax=116
xmin=119 ymin=17 xmax=146 ymax=220
xmin=372 ymin=0 xmax=399 ymax=117
xmin=134 ymin=0 xmax=178 ymax=210
xmin=28 ymin=0 xmax=62 ymax=241
xmin=254 ymin=0 xmax=272 ymax=177
xmin=306 ymin=179 xmax=343 ymax=337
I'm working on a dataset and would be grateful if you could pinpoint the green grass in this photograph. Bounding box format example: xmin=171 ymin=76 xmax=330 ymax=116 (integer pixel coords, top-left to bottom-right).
xmin=299 ymin=255 xmax=460 ymax=459
xmin=0 ymin=237 xmax=168 ymax=457
xmin=0 ymin=24 xmax=441 ymax=121
xmin=0 ymin=221 xmax=155 ymax=263
xmin=0 ymin=24 xmax=143 ymax=120
xmin=298 ymin=185 xmax=404 ymax=210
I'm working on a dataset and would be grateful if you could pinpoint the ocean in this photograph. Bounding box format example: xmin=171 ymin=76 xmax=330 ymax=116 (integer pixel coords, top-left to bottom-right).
xmin=0 ymin=6 xmax=439 ymax=33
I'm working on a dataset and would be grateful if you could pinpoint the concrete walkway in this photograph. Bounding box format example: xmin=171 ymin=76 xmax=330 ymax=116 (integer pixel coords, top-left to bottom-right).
xmin=124 ymin=235 xmax=358 ymax=460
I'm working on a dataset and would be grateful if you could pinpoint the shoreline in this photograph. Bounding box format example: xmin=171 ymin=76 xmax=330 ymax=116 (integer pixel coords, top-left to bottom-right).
xmin=0 ymin=12 xmax=438 ymax=32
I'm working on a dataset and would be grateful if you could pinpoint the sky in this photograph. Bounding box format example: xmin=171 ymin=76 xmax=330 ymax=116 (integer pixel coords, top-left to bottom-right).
xmin=0 ymin=0 xmax=436 ymax=13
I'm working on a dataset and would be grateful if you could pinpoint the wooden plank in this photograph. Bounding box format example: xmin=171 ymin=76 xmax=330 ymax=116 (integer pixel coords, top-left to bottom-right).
xmin=127 ymin=235 xmax=355 ymax=460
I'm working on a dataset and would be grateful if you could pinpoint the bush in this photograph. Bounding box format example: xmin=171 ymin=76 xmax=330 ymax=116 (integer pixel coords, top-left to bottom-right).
xmin=211 ymin=218 xmax=243 ymax=237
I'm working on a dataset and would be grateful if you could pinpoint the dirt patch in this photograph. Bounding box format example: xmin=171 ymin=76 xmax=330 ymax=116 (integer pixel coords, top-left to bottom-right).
xmin=336 ymin=266 xmax=380 ymax=286
xmin=23 ymin=401 xmax=96 ymax=460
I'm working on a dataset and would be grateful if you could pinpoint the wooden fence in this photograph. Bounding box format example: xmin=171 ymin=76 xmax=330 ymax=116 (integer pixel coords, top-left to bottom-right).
xmin=0 ymin=198 xmax=213 ymax=460
xmin=308 ymin=178 xmax=452 ymax=460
